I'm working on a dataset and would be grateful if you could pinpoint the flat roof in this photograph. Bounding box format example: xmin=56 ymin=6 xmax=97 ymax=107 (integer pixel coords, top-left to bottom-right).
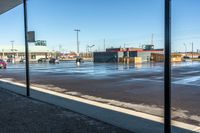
xmin=0 ymin=44 xmax=52 ymax=53
xmin=0 ymin=0 xmax=22 ymax=15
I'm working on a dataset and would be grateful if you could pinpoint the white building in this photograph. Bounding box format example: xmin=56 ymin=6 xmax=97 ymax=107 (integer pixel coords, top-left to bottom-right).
xmin=0 ymin=44 xmax=53 ymax=62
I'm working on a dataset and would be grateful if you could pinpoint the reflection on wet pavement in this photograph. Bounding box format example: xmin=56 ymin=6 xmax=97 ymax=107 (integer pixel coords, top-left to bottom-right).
xmin=1 ymin=61 xmax=200 ymax=126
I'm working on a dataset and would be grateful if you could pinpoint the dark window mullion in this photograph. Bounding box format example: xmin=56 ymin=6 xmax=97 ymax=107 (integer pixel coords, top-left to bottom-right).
xmin=164 ymin=0 xmax=171 ymax=133
xmin=23 ymin=0 xmax=30 ymax=97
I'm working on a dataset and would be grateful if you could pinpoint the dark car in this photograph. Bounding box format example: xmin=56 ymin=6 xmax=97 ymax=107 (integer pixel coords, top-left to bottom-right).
xmin=19 ymin=58 xmax=26 ymax=63
xmin=7 ymin=58 xmax=12 ymax=63
xmin=0 ymin=59 xmax=7 ymax=69
xmin=76 ymin=57 xmax=84 ymax=63
xmin=183 ymin=56 xmax=190 ymax=59
xmin=49 ymin=58 xmax=59 ymax=64
xmin=183 ymin=56 xmax=192 ymax=62
xmin=38 ymin=58 xmax=48 ymax=63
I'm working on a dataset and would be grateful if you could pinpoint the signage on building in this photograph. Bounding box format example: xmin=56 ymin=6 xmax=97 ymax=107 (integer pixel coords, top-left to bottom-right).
xmin=27 ymin=31 xmax=35 ymax=42
xmin=35 ymin=40 xmax=47 ymax=46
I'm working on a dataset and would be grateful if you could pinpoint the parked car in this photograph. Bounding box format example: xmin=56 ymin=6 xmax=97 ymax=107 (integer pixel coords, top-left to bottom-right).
xmin=19 ymin=58 xmax=26 ymax=63
xmin=76 ymin=57 xmax=84 ymax=63
xmin=7 ymin=58 xmax=12 ymax=63
xmin=0 ymin=59 xmax=7 ymax=69
xmin=49 ymin=58 xmax=59 ymax=64
xmin=183 ymin=56 xmax=190 ymax=59
xmin=38 ymin=58 xmax=48 ymax=63
xmin=183 ymin=56 xmax=192 ymax=62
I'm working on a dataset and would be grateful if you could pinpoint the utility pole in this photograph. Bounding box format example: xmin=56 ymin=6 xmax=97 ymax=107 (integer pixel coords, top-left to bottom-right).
xmin=74 ymin=29 xmax=80 ymax=56
xmin=59 ymin=44 xmax=62 ymax=52
xmin=184 ymin=43 xmax=187 ymax=56
xmin=191 ymin=42 xmax=194 ymax=59
xmin=10 ymin=40 xmax=14 ymax=51
xmin=10 ymin=40 xmax=15 ymax=63
xmin=104 ymin=39 xmax=106 ymax=51
xmin=2 ymin=49 xmax=4 ymax=59
xmin=151 ymin=33 xmax=154 ymax=45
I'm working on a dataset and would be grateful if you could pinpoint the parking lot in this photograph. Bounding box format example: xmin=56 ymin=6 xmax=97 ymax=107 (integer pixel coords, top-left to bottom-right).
xmin=0 ymin=61 xmax=200 ymax=126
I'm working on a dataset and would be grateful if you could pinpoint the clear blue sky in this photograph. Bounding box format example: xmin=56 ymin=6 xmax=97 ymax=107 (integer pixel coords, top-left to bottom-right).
xmin=0 ymin=0 xmax=200 ymax=52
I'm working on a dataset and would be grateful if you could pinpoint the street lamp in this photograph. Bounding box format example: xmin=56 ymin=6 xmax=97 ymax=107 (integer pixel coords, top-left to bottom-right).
xmin=87 ymin=44 xmax=95 ymax=52
xmin=87 ymin=44 xmax=95 ymax=58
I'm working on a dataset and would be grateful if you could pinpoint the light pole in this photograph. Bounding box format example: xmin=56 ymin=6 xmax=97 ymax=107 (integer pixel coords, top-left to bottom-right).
xmin=74 ymin=29 xmax=80 ymax=56
xmin=10 ymin=41 xmax=15 ymax=63
xmin=10 ymin=40 xmax=14 ymax=51
xmin=184 ymin=43 xmax=187 ymax=56
xmin=86 ymin=44 xmax=95 ymax=58
xmin=2 ymin=49 xmax=4 ymax=59
xmin=89 ymin=45 xmax=95 ymax=58
xmin=191 ymin=42 xmax=194 ymax=59
xmin=88 ymin=44 xmax=95 ymax=52
xmin=104 ymin=39 xmax=106 ymax=51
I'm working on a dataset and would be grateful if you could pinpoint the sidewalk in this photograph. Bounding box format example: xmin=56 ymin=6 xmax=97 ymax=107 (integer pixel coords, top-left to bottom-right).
xmin=0 ymin=89 xmax=132 ymax=133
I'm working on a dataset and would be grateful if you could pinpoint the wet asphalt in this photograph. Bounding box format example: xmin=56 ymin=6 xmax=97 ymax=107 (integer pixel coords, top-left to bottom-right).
xmin=0 ymin=61 xmax=200 ymax=126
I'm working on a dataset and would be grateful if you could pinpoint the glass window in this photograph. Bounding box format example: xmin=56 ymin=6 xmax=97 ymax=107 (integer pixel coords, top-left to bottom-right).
xmin=0 ymin=4 xmax=26 ymax=85
xmin=172 ymin=0 xmax=200 ymax=129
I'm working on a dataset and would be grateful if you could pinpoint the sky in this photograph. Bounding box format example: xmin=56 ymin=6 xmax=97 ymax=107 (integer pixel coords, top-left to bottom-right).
xmin=0 ymin=0 xmax=200 ymax=52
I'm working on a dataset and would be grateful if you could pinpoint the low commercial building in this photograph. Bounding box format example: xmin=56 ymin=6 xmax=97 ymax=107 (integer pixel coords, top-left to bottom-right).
xmin=0 ymin=44 xmax=52 ymax=62
xmin=93 ymin=46 xmax=164 ymax=63
xmin=151 ymin=53 xmax=183 ymax=62
xmin=129 ymin=50 xmax=163 ymax=62
xmin=93 ymin=51 xmax=123 ymax=63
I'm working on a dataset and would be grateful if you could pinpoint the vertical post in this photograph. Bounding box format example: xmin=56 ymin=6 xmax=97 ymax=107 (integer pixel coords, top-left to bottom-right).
xmin=164 ymin=0 xmax=171 ymax=133
xmin=2 ymin=49 xmax=4 ymax=59
xmin=10 ymin=41 xmax=14 ymax=63
xmin=11 ymin=41 xmax=14 ymax=51
xmin=151 ymin=33 xmax=154 ymax=45
xmin=23 ymin=0 xmax=30 ymax=96
xmin=184 ymin=43 xmax=187 ymax=56
xmin=104 ymin=39 xmax=106 ymax=51
xmin=77 ymin=31 xmax=79 ymax=54
xmin=191 ymin=42 xmax=194 ymax=59
xmin=74 ymin=29 xmax=80 ymax=56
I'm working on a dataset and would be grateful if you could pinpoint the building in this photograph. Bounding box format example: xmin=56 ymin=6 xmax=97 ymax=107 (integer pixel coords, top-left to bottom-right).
xmin=151 ymin=53 xmax=184 ymax=62
xmin=93 ymin=45 xmax=164 ymax=63
xmin=0 ymin=44 xmax=52 ymax=62
xmin=93 ymin=51 xmax=124 ymax=63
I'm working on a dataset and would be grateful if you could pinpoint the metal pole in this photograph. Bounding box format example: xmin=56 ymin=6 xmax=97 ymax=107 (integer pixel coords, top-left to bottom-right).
xmin=11 ymin=41 xmax=14 ymax=51
xmin=192 ymin=42 xmax=194 ymax=59
xmin=10 ymin=41 xmax=14 ymax=61
xmin=164 ymin=0 xmax=171 ymax=133
xmin=74 ymin=29 xmax=80 ymax=55
xmin=77 ymin=31 xmax=79 ymax=54
xmin=104 ymin=39 xmax=106 ymax=51
xmin=23 ymin=0 xmax=30 ymax=97
xmin=151 ymin=33 xmax=154 ymax=45
xmin=184 ymin=43 xmax=187 ymax=56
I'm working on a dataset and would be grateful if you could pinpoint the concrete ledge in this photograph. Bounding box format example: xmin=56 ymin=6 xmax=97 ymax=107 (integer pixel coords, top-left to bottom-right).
xmin=0 ymin=79 xmax=199 ymax=133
